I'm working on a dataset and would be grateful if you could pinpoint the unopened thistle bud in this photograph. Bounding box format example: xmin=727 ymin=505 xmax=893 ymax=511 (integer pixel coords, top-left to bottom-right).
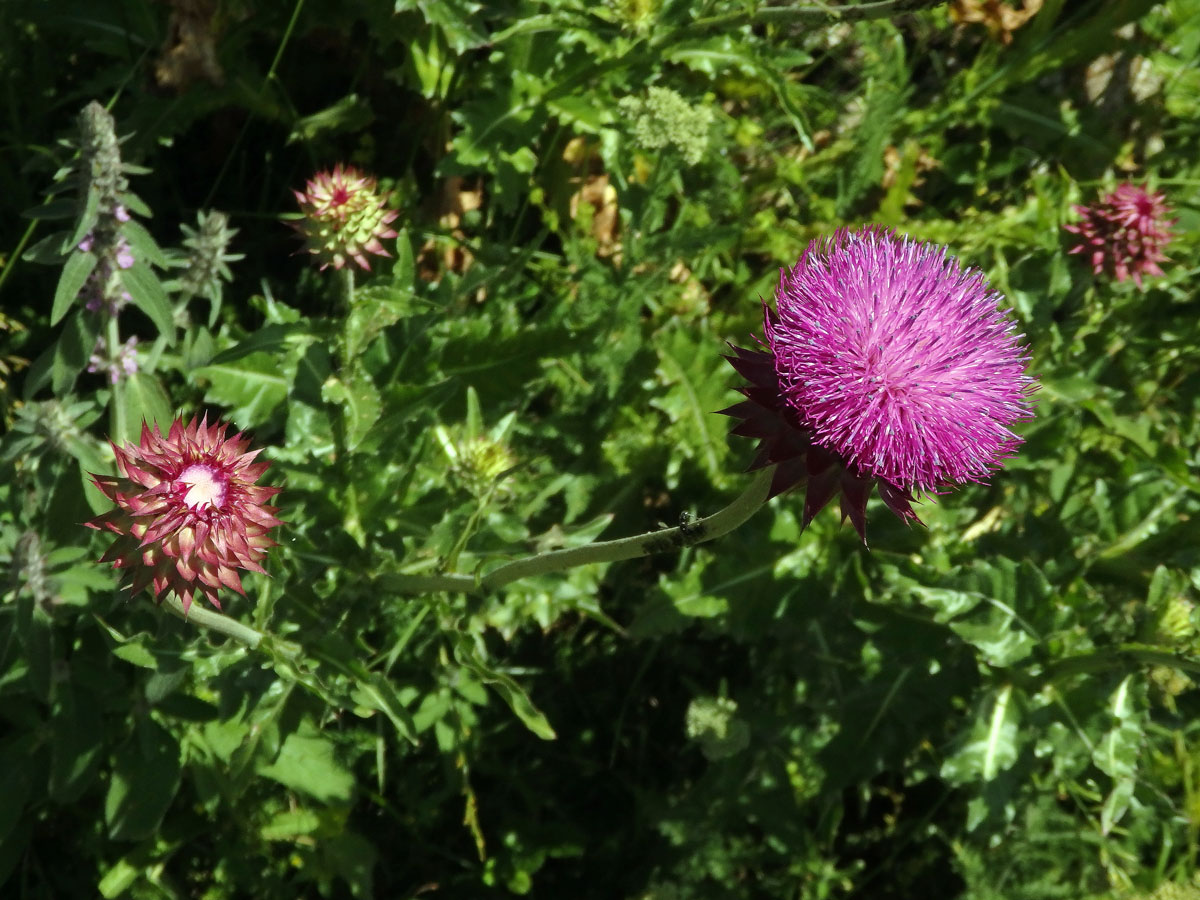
xmin=292 ymin=164 xmax=399 ymax=271
xmin=86 ymin=416 xmax=283 ymax=613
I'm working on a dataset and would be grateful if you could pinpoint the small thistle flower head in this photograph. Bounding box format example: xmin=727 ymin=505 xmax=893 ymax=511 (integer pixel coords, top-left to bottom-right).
xmin=292 ymin=164 xmax=398 ymax=271
xmin=86 ymin=416 xmax=283 ymax=613
xmin=722 ymin=227 xmax=1035 ymax=541
xmin=1065 ymin=183 xmax=1175 ymax=286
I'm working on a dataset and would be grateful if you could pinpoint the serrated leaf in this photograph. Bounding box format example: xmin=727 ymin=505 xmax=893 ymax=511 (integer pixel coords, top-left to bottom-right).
xmin=51 ymin=251 xmax=97 ymax=325
xmin=392 ymin=227 xmax=414 ymax=287
xmin=208 ymin=323 xmax=319 ymax=366
xmin=322 ymin=368 xmax=382 ymax=451
xmin=453 ymin=638 xmax=556 ymax=740
xmin=111 ymin=372 xmax=173 ymax=446
xmin=342 ymin=293 xmax=405 ymax=364
xmin=941 ymin=685 xmax=1021 ymax=784
xmin=287 ymin=93 xmax=374 ymax=143
xmin=351 ymin=676 xmax=419 ymax=745
xmin=191 ymin=352 xmax=291 ymax=426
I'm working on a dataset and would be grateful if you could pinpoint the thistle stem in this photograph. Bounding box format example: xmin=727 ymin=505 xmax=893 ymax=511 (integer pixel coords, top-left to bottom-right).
xmin=1041 ymin=644 xmax=1200 ymax=681
xmin=383 ymin=467 xmax=775 ymax=596
xmin=161 ymin=595 xmax=264 ymax=649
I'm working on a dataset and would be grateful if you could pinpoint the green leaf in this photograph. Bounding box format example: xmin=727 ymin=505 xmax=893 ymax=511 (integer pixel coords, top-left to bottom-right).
xmin=941 ymin=685 xmax=1022 ymax=784
xmin=0 ymin=737 xmax=36 ymax=844
xmin=105 ymin=717 xmax=182 ymax=841
xmin=392 ymin=227 xmax=414 ymax=287
xmin=453 ymin=637 xmax=557 ymax=740
xmin=63 ymin=188 xmax=100 ymax=254
xmin=119 ymin=262 xmax=175 ymax=340
xmin=50 ymin=310 xmax=101 ymax=395
xmin=260 ymin=808 xmax=323 ymax=840
xmin=288 ymin=93 xmax=374 ymax=143
xmin=207 ymin=323 xmax=319 ymax=366
xmin=191 ymin=351 xmax=291 ymax=426
xmin=342 ymin=293 xmax=406 ymax=364
xmin=51 ymin=251 xmax=97 ymax=325
xmin=98 ymin=860 xmax=141 ymax=898
xmin=111 ymin=372 xmax=173 ymax=446
xmin=322 ymin=368 xmax=382 ymax=452
xmin=257 ymin=728 xmax=356 ymax=803
xmin=121 ymin=219 xmax=170 ymax=268
xmin=351 ymin=675 xmax=419 ymax=745
xmin=396 ymin=0 xmax=487 ymax=52
xmin=50 ymin=683 xmax=104 ymax=802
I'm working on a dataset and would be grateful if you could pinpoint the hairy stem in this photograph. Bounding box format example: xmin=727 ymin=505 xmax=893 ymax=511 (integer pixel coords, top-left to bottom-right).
xmin=383 ymin=467 xmax=775 ymax=596
xmin=161 ymin=595 xmax=265 ymax=649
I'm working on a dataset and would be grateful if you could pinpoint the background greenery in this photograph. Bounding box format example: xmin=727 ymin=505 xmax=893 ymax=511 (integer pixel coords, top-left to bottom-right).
xmin=2 ymin=0 xmax=1200 ymax=896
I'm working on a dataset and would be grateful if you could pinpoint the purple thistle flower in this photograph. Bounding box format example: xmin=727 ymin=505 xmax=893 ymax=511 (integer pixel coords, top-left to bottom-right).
xmin=1065 ymin=183 xmax=1175 ymax=287
xmin=721 ymin=227 xmax=1036 ymax=541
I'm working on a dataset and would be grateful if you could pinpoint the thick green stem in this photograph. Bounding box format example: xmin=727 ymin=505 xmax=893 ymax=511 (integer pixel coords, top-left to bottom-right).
xmin=383 ymin=467 xmax=775 ymax=596
xmin=161 ymin=595 xmax=264 ymax=649
xmin=1041 ymin=644 xmax=1200 ymax=681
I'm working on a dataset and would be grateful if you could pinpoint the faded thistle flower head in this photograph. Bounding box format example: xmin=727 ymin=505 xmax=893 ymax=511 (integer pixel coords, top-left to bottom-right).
xmin=1065 ymin=183 xmax=1175 ymax=286
xmin=86 ymin=416 xmax=282 ymax=613
xmin=618 ymin=87 xmax=713 ymax=166
xmin=292 ymin=164 xmax=398 ymax=271
xmin=722 ymin=227 xmax=1035 ymax=541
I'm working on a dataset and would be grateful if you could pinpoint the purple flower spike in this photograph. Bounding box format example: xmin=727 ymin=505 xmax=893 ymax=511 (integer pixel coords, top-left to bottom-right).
xmin=721 ymin=227 xmax=1036 ymax=542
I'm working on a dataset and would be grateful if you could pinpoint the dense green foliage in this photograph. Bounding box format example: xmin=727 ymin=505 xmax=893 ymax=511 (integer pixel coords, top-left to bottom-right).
xmin=2 ymin=0 xmax=1200 ymax=896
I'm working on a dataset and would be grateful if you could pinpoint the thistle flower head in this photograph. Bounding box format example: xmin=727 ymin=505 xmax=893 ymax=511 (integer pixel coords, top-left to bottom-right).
xmin=86 ymin=416 xmax=282 ymax=613
xmin=722 ymin=227 xmax=1035 ymax=541
xmin=1065 ymin=183 xmax=1175 ymax=286
xmin=292 ymin=164 xmax=398 ymax=271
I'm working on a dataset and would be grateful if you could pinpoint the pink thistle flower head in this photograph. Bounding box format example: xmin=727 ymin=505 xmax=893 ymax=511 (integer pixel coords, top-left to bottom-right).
xmin=1065 ymin=183 xmax=1175 ymax=286
xmin=292 ymin=163 xmax=399 ymax=272
xmin=85 ymin=415 xmax=283 ymax=613
xmin=722 ymin=227 xmax=1036 ymax=541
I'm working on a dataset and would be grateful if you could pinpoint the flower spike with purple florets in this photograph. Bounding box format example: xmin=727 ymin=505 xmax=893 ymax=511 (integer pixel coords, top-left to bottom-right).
xmin=292 ymin=163 xmax=399 ymax=272
xmin=721 ymin=227 xmax=1036 ymax=542
xmin=1064 ymin=182 xmax=1175 ymax=286
xmin=85 ymin=415 xmax=283 ymax=613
